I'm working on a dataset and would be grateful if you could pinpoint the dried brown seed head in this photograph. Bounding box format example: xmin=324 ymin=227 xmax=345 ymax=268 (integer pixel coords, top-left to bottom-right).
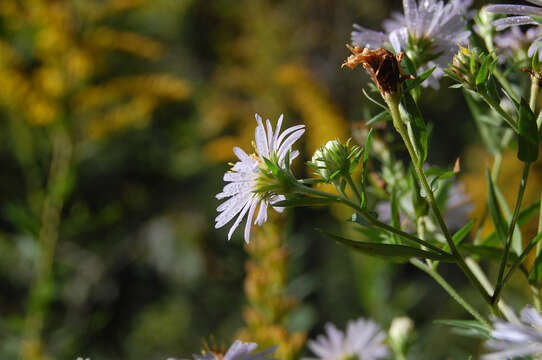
xmin=342 ymin=44 xmax=413 ymax=94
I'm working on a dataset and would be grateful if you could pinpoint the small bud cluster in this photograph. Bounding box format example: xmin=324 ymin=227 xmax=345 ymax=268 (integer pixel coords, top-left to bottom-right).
xmin=447 ymin=46 xmax=497 ymax=91
xmin=309 ymin=139 xmax=362 ymax=187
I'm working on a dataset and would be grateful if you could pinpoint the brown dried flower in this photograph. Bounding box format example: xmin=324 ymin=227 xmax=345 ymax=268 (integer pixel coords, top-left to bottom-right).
xmin=342 ymin=45 xmax=413 ymax=94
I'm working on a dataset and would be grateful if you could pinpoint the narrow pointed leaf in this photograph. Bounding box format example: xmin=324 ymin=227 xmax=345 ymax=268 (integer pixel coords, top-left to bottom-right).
xmin=366 ymin=111 xmax=391 ymax=125
xmin=518 ymin=97 xmax=539 ymax=162
xmin=405 ymin=66 xmax=436 ymax=91
xmin=487 ymin=169 xmax=508 ymax=245
xmin=318 ymin=230 xmax=456 ymax=263
xmin=452 ymin=219 xmax=475 ymax=246
xmin=434 ymin=319 xmax=491 ymax=338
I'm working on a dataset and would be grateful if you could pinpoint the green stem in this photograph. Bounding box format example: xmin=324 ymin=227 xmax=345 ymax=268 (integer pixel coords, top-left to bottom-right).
xmin=21 ymin=127 xmax=72 ymax=360
xmin=384 ymin=93 xmax=494 ymax=305
xmin=492 ymin=163 xmax=531 ymax=304
xmin=345 ymin=172 xmax=363 ymax=205
xmin=293 ymin=183 xmax=448 ymax=256
xmin=480 ymin=93 xmax=518 ymax=132
xmin=410 ymin=259 xmax=491 ymax=328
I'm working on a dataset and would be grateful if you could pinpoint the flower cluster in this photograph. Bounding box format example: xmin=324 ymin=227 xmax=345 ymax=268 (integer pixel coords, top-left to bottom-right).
xmin=352 ymin=0 xmax=472 ymax=88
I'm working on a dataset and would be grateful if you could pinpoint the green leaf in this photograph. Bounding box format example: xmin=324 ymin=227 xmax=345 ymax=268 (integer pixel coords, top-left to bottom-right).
xmin=405 ymin=66 xmax=436 ymax=91
xmin=449 ymin=83 xmax=463 ymax=89
xmin=401 ymin=91 xmax=428 ymax=165
xmin=362 ymin=89 xmax=388 ymax=110
xmin=452 ymin=219 xmax=475 ymax=246
xmin=318 ymin=230 xmax=456 ymax=263
xmin=475 ymin=53 xmax=491 ymax=86
xmin=459 ymin=244 xmax=518 ymax=263
xmin=429 ymin=170 xmax=455 ymax=192
xmin=486 ymin=74 xmax=500 ymax=104
xmin=361 ymin=128 xmax=374 ymax=208
xmin=518 ymin=97 xmax=539 ymax=162
xmin=487 ymin=169 xmax=508 ymax=245
xmin=366 ymin=111 xmax=391 ymax=125
xmin=434 ymin=319 xmax=491 ymax=338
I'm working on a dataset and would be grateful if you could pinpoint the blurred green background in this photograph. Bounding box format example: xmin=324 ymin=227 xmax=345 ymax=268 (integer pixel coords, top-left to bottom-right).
xmin=0 ymin=1 xmax=540 ymax=359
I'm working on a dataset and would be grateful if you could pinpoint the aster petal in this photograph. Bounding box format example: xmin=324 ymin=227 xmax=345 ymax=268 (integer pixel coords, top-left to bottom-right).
xmin=529 ymin=0 xmax=542 ymax=6
xmin=216 ymin=180 xmax=253 ymax=200
xmin=227 ymin=197 xmax=254 ymax=240
xmin=275 ymin=124 xmax=305 ymax=152
xmin=254 ymin=114 xmax=269 ymax=158
xmin=529 ymin=35 xmax=542 ymax=57
xmin=266 ymin=119 xmax=274 ymax=152
xmin=494 ymin=16 xmax=539 ymax=30
xmin=233 ymin=147 xmax=252 ymax=163
xmin=277 ymin=128 xmax=306 ymax=162
xmin=224 ymin=171 xmax=254 ymax=182
xmin=351 ymin=24 xmax=388 ymax=48
xmin=243 ymin=200 xmax=258 ymax=243
xmin=272 ymin=114 xmax=284 ymax=151
xmin=403 ymin=0 xmax=419 ymax=30
xmin=521 ymin=306 xmax=542 ymax=328
xmin=483 ymin=343 xmax=542 ymax=360
xmin=270 ymin=195 xmax=286 ymax=213
xmin=216 ymin=192 xmax=251 ymax=228
xmin=223 ymin=340 xmax=259 ymax=360
xmin=485 ymin=4 xmax=542 ymax=16
xmin=254 ymin=200 xmax=268 ymax=226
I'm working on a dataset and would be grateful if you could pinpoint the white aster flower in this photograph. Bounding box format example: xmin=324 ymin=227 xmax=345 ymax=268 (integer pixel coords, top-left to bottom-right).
xmin=484 ymin=306 xmax=542 ymax=360
xmin=486 ymin=1 xmax=542 ymax=59
xmin=189 ymin=341 xmax=277 ymax=360
xmin=352 ymin=0 xmax=472 ymax=88
xmin=494 ymin=26 xmax=542 ymax=61
xmin=304 ymin=318 xmax=390 ymax=360
xmin=215 ymin=114 xmax=305 ymax=243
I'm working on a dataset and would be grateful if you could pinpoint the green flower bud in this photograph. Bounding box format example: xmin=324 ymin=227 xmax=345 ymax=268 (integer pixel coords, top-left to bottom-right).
xmin=309 ymin=139 xmax=361 ymax=185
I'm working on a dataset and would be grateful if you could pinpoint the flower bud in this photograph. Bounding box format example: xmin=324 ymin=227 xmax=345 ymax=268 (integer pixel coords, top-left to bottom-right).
xmin=310 ymin=139 xmax=361 ymax=185
xmin=389 ymin=316 xmax=414 ymax=357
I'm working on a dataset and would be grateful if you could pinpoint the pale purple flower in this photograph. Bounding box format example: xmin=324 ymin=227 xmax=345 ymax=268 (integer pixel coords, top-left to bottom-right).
xmin=193 ymin=341 xmax=276 ymax=360
xmin=304 ymin=318 xmax=390 ymax=360
xmin=375 ymin=182 xmax=472 ymax=231
xmin=351 ymin=0 xmax=472 ymax=89
xmin=486 ymin=1 xmax=542 ymax=58
xmin=169 ymin=340 xmax=276 ymax=360
xmin=483 ymin=306 xmax=542 ymax=360
xmin=215 ymin=114 xmax=305 ymax=243
xmin=494 ymin=26 xmax=542 ymax=61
